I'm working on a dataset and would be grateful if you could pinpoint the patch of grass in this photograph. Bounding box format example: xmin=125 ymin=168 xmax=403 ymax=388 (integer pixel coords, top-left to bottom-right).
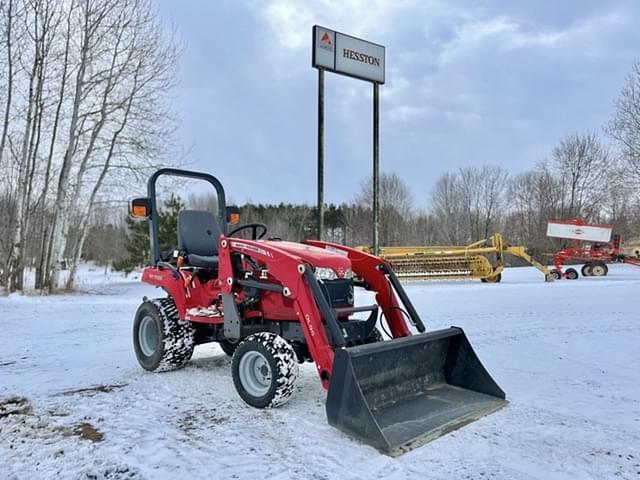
xmin=59 ymin=422 xmax=104 ymax=443
xmin=59 ymin=383 xmax=127 ymax=396
xmin=0 ymin=396 xmax=32 ymax=418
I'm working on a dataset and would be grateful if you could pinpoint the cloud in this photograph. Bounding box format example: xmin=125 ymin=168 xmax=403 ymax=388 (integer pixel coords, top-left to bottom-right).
xmin=388 ymin=104 xmax=432 ymax=122
xmin=258 ymin=0 xmax=427 ymax=49
xmin=251 ymin=1 xmax=630 ymax=127
xmin=262 ymin=2 xmax=316 ymax=50
xmin=161 ymin=0 xmax=640 ymax=204
xmin=439 ymin=10 xmax=628 ymax=64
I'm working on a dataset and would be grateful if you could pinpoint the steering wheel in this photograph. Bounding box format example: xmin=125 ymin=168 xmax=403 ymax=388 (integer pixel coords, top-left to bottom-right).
xmin=228 ymin=223 xmax=268 ymax=240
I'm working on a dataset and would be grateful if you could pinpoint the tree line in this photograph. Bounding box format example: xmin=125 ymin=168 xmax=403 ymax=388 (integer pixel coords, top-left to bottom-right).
xmin=1 ymin=0 xmax=639 ymax=290
xmin=112 ymin=58 xmax=640 ymax=271
xmin=112 ymin=138 xmax=639 ymax=272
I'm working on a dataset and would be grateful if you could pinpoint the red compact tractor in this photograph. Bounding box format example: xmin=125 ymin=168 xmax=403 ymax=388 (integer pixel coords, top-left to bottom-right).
xmin=129 ymin=169 xmax=506 ymax=455
xmin=546 ymin=219 xmax=640 ymax=280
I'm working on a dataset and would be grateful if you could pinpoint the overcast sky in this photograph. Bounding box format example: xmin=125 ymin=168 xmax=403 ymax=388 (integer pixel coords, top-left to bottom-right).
xmin=155 ymin=0 xmax=640 ymax=206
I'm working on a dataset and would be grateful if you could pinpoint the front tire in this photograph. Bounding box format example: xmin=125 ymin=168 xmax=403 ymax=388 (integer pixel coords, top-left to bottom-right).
xmin=231 ymin=332 xmax=298 ymax=408
xmin=133 ymin=298 xmax=195 ymax=372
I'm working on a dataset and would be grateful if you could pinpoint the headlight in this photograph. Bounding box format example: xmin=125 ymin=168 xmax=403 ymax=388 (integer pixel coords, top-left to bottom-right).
xmin=315 ymin=267 xmax=353 ymax=280
xmin=315 ymin=267 xmax=337 ymax=280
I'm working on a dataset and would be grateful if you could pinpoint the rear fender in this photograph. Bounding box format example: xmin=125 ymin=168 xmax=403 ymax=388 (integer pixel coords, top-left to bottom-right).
xmin=141 ymin=267 xmax=187 ymax=316
xmin=142 ymin=266 xmax=228 ymax=320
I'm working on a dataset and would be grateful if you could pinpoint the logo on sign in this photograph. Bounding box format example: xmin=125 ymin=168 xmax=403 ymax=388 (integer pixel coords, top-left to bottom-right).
xmin=319 ymin=31 xmax=333 ymax=51
xmin=573 ymin=229 xmax=584 ymax=235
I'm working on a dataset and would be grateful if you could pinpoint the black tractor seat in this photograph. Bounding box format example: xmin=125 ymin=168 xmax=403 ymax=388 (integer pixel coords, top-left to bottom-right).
xmin=177 ymin=209 xmax=222 ymax=269
xmin=184 ymin=253 xmax=219 ymax=269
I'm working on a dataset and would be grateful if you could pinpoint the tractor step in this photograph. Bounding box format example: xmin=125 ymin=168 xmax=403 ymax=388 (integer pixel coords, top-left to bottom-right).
xmin=326 ymin=327 xmax=506 ymax=456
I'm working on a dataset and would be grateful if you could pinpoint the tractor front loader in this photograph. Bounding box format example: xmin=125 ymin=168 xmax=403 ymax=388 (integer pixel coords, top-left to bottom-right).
xmin=130 ymin=168 xmax=506 ymax=456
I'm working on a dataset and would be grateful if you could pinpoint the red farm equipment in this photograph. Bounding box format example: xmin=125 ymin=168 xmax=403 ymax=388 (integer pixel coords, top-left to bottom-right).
xmin=546 ymin=219 xmax=640 ymax=280
xmin=129 ymin=168 xmax=507 ymax=456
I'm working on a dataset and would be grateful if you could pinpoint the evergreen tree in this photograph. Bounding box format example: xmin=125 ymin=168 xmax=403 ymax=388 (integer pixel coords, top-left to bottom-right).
xmin=158 ymin=195 xmax=184 ymax=254
xmin=113 ymin=195 xmax=184 ymax=273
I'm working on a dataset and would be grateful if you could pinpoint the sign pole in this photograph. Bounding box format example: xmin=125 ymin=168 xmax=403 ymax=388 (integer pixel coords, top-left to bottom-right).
xmin=372 ymin=82 xmax=380 ymax=255
xmin=312 ymin=25 xmax=385 ymax=249
xmin=317 ymin=68 xmax=325 ymax=241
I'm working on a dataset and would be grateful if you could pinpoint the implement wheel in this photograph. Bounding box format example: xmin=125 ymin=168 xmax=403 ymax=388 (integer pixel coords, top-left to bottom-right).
xmin=565 ymin=268 xmax=579 ymax=280
xmin=551 ymin=269 xmax=562 ymax=280
xmin=481 ymin=273 xmax=502 ymax=283
xmin=581 ymin=263 xmax=593 ymax=277
xmin=232 ymin=332 xmax=298 ymax=408
xmin=591 ymin=262 xmax=608 ymax=277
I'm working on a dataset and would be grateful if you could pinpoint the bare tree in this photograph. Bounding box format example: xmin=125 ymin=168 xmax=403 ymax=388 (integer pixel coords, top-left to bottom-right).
xmin=504 ymin=165 xmax=562 ymax=253
xmin=431 ymin=172 xmax=466 ymax=244
xmin=0 ymin=0 xmax=15 ymax=174
xmin=34 ymin=2 xmax=73 ymax=289
xmin=63 ymin=0 xmax=179 ymax=289
xmin=354 ymin=172 xmax=414 ymax=246
xmin=430 ymin=166 xmax=508 ymax=244
xmin=0 ymin=0 xmax=178 ymax=292
xmin=599 ymin=165 xmax=640 ymax=238
xmin=0 ymin=0 xmax=13 ymax=286
xmin=551 ymin=132 xmax=612 ymax=220
xmin=43 ymin=0 xmax=178 ymax=292
xmin=608 ymin=61 xmax=640 ymax=183
xmin=8 ymin=0 xmax=63 ymax=290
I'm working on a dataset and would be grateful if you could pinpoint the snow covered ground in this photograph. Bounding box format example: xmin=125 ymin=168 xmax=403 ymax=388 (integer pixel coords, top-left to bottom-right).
xmin=1 ymin=264 xmax=639 ymax=479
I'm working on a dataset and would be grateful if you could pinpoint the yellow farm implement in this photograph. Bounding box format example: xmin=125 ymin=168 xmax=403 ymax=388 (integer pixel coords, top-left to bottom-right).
xmin=363 ymin=234 xmax=553 ymax=282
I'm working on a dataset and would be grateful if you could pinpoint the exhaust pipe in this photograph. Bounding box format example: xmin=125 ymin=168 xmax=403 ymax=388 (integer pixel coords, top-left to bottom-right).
xmin=326 ymin=327 xmax=506 ymax=456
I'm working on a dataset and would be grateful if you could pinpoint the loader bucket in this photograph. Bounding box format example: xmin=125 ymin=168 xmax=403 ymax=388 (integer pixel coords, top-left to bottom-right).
xmin=326 ymin=327 xmax=506 ymax=456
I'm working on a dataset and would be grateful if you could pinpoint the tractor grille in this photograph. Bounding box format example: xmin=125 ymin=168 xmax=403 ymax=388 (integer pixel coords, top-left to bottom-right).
xmin=320 ymin=279 xmax=354 ymax=308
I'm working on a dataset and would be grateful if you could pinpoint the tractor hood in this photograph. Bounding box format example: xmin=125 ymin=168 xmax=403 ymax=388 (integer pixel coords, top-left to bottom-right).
xmin=265 ymin=241 xmax=352 ymax=277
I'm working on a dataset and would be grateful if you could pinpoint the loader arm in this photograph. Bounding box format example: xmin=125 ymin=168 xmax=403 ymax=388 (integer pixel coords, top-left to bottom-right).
xmin=217 ymin=236 xmax=342 ymax=388
xmin=305 ymin=240 xmax=422 ymax=337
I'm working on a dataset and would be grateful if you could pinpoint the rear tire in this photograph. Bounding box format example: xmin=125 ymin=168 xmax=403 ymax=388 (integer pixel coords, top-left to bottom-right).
xmin=591 ymin=262 xmax=608 ymax=277
xmin=133 ymin=298 xmax=195 ymax=372
xmin=581 ymin=263 xmax=593 ymax=277
xmin=231 ymin=332 xmax=298 ymax=408
xmin=565 ymin=268 xmax=579 ymax=280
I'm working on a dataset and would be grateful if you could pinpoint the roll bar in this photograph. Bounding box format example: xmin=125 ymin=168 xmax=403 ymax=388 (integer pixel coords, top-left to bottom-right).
xmin=147 ymin=168 xmax=227 ymax=264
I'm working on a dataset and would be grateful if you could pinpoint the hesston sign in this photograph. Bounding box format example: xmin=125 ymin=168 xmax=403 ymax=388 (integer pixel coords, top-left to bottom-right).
xmin=312 ymin=25 xmax=386 ymax=253
xmin=312 ymin=25 xmax=385 ymax=84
